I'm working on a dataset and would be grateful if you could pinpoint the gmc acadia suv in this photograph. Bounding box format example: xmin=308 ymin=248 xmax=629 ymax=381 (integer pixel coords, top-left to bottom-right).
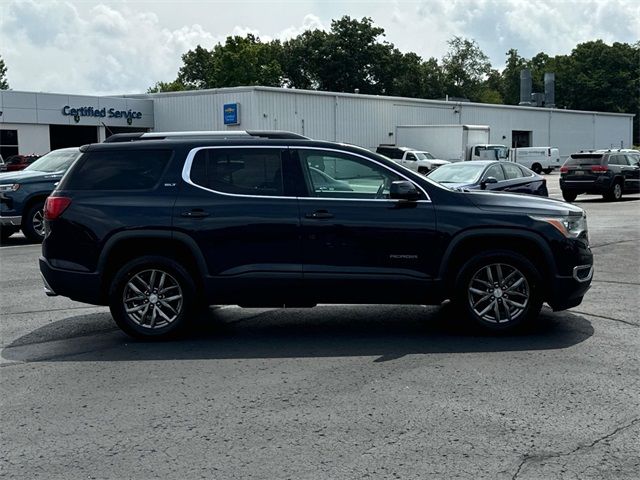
xmin=40 ymin=131 xmax=593 ymax=338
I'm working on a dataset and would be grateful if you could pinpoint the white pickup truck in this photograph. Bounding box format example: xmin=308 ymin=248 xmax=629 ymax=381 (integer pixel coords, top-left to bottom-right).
xmin=375 ymin=146 xmax=450 ymax=174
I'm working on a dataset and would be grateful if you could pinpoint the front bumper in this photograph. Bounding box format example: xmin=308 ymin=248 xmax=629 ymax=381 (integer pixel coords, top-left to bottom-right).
xmin=546 ymin=263 xmax=593 ymax=311
xmin=39 ymin=256 xmax=105 ymax=305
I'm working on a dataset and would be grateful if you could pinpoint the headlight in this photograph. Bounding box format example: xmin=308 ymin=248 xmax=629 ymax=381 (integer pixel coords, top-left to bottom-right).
xmin=0 ymin=184 xmax=20 ymax=192
xmin=530 ymin=214 xmax=588 ymax=241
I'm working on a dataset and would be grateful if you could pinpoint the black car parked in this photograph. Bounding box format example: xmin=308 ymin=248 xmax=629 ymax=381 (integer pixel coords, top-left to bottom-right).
xmin=40 ymin=131 xmax=593 ymax=338
xmin=560 ymin=150 xmax=640 ymax=202
xmin=427 ymin=160 xmax=548 ymax=196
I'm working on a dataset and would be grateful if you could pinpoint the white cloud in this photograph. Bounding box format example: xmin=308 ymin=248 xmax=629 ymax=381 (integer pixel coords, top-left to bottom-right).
xmin=1 ymin=0 xmax=637 ymax=94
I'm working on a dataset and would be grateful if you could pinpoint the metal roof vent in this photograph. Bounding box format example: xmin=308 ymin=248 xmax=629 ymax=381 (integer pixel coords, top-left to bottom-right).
xmin=544 ymin=72 xmax=556 ymax=108
xmin=519 ymin=69 xmax=533 ymax=106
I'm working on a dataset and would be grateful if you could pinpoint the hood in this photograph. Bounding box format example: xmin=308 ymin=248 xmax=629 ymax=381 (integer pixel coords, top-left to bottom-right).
xmin=0 ymin=169 xmax=65 ymax=184
xmin=465 ymin=190 xmax=583 ymax=216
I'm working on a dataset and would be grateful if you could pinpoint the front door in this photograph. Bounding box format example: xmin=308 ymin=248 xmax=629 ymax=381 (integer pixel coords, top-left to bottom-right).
xmin=292 ymin=147 xmax=438 ymax=304
xmin=173 ymin=146 xmax=302 ymax=305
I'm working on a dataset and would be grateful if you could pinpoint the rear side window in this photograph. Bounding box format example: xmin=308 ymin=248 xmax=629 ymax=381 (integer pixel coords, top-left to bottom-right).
xmin=61 ymin=149 xmax=172 ymax=190
xmin=608 ymin=155 xmax=628 ymax=166
xmin=190 ymin=148 xmax=284 ymax=196
xmin=567 ymin=154 xmax=604 ymax=166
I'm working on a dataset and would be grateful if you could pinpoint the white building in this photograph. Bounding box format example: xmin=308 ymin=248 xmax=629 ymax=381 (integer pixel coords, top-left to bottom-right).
xmin=1 ymin=86 xmax=634 ymax=160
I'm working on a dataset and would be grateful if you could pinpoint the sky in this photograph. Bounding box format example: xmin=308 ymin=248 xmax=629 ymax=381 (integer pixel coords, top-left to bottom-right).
xmin=1 ymin=0 xmax=638 ymax=96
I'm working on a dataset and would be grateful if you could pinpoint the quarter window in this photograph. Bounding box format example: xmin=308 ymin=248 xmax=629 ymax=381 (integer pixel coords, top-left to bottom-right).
xmin=297 ymin=150 xmax=403 ymax=199
xmin=62 ymin=149 xmax=172 ymax=190
xmin=190 ymin=148 xmax=284 ymax=196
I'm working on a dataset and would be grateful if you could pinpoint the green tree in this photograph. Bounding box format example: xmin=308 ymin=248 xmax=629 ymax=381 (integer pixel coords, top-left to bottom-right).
xmin=0 ymin=55 xmax=9 ymax=90
xmin=147 ymin=80 xmax=187 ymax=93
xmin=442 ymin=37 xmax=491 ymax=100
xmin=500 ymin=49 xmax=527 ymax=104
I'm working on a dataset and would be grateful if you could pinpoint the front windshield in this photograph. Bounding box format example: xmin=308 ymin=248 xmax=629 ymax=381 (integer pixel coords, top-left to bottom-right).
xmin=25 ymin=149 xmax=80 ymax=173
xmin=428 ymin=163 xmax=485 ymax=184
xmin=415 ymin=152 xmax=435 ymax=160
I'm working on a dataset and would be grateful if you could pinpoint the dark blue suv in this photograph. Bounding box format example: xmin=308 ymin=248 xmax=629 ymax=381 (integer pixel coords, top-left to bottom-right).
xmin=40 ymin=131 xmax=593 ymax=338
xmin=0 ymin=147 xmax=81 ymax=242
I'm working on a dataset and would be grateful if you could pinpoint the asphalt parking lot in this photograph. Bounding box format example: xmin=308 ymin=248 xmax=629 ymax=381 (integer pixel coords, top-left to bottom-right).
xmin=1 ymin=173 xmax=639 ymax=480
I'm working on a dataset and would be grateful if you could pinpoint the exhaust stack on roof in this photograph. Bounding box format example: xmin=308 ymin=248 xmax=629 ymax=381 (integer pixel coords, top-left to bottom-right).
xmin=519 ymin=69 xmax=533 ymax=106
xmin=544 ymin=72 xmax=556 ymax=108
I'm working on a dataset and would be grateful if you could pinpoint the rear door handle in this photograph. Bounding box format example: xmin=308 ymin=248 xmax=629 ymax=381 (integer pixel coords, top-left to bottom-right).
xmin=181 ymin=210 xmax=209 ymax=218
xmin=305 ymin=210 xmax=334 ymax=219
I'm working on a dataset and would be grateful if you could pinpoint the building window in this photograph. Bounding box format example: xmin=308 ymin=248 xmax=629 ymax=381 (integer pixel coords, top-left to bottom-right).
xmin=0 ymin=129 xmax=19 ymax=158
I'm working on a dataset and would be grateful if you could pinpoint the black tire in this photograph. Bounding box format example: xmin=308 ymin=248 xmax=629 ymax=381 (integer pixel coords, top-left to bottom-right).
xmin=418 ymin=167 xmax=430 ymax=175
xmin=531 ymin=163 xmax=543 ymax=174
xmin=603 ymin=181 xmax=623 ymax=201
xmin=109 ymin=255 xmax=196 ymax=339
xmin=543 ymin=168 xmax=553 ymax=174
xmin=22 ymin=201 xmax=46 ymax=243
xmin=454 ymin=250 xmax=543 ymax=332
xmin=562 ymin=190 xmax=578 ymax=202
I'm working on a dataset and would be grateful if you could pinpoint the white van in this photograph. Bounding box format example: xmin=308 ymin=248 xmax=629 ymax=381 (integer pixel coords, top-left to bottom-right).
xmin=510 ymin=147 xmax=561 ymax=174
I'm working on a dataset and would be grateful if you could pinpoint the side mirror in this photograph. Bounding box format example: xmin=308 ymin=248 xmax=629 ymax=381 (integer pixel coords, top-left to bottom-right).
xmin=480 ymin=177 xmax=498 ymax=190
xmin=390 ymin=180 xmax=420 ymax=201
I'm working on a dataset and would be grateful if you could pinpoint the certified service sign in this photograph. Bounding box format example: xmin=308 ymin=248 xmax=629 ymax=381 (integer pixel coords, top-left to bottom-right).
xmin=223 ymin=103 xmax=240 ymax=125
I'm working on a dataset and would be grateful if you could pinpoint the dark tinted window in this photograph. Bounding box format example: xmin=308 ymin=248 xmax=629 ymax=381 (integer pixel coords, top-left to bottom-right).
xmin=567 ymin=154 xmax=604 ymax=166
xmin=484 ymin=164 xmax=506 ymax=181
xmin=609 ymin=155 xmax=628 ymax=166
xmin=406 ymin=153 xmax=417 ymax=161
xmin=190 ymin=148 xmax=283 ymax=196
xmin=62 ymin=149 xmax=171 ymax=190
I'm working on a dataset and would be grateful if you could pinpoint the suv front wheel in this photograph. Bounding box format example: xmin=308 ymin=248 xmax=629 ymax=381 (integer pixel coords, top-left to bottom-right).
xmin=455 ymin=251 xmax=543 ymax=331
xmin=109 ymin=256 xmax=195 ymax=339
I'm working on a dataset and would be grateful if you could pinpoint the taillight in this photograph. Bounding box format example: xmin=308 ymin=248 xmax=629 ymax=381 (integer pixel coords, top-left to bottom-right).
xmin=44 ymin=196 xmax=72 ymax=220
xmin=591 ymin=165 xmax=608 ymax=173
xmin=560 ymin=166 xmax=569 ymax=173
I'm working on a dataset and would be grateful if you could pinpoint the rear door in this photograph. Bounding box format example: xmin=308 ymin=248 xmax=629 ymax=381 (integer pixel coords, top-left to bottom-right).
xmin=173 ymin=146 xmax=302 ymax=305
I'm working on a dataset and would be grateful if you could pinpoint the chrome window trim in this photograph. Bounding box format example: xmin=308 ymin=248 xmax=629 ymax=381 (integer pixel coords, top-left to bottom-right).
xmin=182 ymin=145 xmax=432 ymax=203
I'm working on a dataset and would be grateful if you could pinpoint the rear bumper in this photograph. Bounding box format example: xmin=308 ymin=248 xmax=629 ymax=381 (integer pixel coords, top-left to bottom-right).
xmin=39 ymin=256 xmax=105 ymax=305
xmin=560 ymin=178 xmax=612 ymax=194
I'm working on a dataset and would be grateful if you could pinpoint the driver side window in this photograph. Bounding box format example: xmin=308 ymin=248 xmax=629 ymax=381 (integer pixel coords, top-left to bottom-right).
xmin=483 ymin=164 xmax=506 ymax=181
xmin=297 ymin=149 xmax=402 ymax=199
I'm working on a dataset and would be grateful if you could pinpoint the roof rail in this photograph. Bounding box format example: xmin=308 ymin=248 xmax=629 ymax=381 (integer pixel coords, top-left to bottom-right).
xmin=103 ymin=130 xmax=308 ymax=143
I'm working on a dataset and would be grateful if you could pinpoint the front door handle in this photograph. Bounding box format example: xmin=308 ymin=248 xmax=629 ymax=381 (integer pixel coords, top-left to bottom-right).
xmin=305 ymin=210 xmax=334 ymax=219
xmin=181 ymin=209 xmax=209 ymax=218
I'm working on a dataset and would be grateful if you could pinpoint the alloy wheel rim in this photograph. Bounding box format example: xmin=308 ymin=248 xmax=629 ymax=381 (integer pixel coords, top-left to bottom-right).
xmin=123 ymin=269 xmax=183 ymax=329
xmin=468 ymin=263 xmax=529 ymax=324
xmin=33 ymin=210 xmax=45 ymax=237
xmin=614 ymin=184 xmax=622 ymax=199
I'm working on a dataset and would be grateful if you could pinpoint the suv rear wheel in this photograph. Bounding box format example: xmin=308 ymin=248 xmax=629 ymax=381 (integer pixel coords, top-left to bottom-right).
xmin=562 ymin=190 xmax=577 ymax=202
xmin=109 ymin=256 xmax=195 ymax=339
xmin=455 ymin=251 xmax=542 ymax=331
xmin=603 ymin=181 xmax=623 ymax=201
